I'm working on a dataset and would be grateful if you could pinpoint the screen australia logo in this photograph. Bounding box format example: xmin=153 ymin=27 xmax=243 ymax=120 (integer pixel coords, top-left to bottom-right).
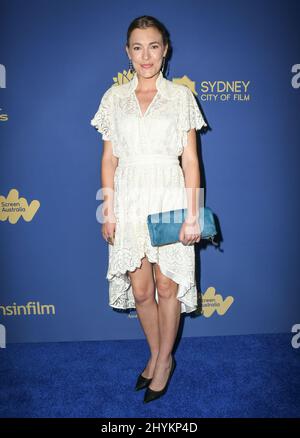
xmin=0 ymin=189 xmax=40 ymax=223
xmin=201 ymin=287 xmax=234 ymax=317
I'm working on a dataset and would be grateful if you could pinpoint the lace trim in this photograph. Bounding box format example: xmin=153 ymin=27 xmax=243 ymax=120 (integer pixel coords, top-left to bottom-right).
xmin=90 ymin=87 xmax=120 ymax=157
xmin=179 ymin=86 xmax=207 ymax=150
xmin=106 ymin=243 xmax=198 ymax=314
xmin=90 ymin=88 xmax=112 ymax=140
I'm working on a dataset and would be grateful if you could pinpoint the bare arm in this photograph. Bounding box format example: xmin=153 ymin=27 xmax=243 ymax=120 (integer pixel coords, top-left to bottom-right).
xmin=101 ymin=140 xmax=118 ymax=243
xmin=179 ymin=128 xmax=201 ymax=245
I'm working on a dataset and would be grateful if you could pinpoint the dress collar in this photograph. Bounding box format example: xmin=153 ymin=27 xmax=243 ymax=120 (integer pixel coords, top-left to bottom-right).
xmin=112 ymin=70 xmax=177 ymax=100
xmin=129 ymin=70 xmax=164 ymax=95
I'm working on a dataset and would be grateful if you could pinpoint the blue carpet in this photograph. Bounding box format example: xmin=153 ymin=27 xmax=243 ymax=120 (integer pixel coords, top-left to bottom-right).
xmin=0 ymin=333 xmax=299 ymax=418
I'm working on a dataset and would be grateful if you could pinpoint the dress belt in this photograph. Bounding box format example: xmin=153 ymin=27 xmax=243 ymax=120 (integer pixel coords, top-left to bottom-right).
xmin=118 ymin=154 xmax=179 ymax=167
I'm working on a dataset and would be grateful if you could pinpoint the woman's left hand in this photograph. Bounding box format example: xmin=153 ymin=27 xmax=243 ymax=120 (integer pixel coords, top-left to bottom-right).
xmin=179 ymin=217 xmax=201 ymax=245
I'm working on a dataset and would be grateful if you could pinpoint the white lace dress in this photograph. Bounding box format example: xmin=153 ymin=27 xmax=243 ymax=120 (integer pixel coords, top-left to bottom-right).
xmin=91 ymin=71 xmax=207 ymax=313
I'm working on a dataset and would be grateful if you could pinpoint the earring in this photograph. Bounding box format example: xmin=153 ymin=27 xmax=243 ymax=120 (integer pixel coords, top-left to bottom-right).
xmin=129 ymin=59 xmax=135 ymax=73
xmin=161 ymin=56 xmax=166 ymax=73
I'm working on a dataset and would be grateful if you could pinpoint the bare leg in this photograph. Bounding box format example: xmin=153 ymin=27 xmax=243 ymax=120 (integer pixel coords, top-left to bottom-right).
xmin=149 ymin=263 xmax=181 ymax=391
xmin=127 ymin=256 xmax=160 ymax=378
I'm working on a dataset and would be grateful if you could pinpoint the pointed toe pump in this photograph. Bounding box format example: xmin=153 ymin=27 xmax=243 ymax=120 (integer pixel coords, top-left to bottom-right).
xmin=135 ymin=372 xmax=153 ymax=391
xmin=143 ymin=356 xmax=176 ymax=403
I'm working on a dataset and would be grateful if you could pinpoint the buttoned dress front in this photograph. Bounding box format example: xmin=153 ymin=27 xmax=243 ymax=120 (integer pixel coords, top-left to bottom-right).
xmin=91 ymin=71 xmax=207 ymax=314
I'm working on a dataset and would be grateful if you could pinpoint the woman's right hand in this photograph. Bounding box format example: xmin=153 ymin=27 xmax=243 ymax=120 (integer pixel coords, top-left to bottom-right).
xmin=102 ymin=219 xmax=116 ymax=245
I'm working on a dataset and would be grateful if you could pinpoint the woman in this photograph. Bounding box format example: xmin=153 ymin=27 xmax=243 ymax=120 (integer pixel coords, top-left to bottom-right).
xmin=91 ymin=16 xmax=207 ymax=403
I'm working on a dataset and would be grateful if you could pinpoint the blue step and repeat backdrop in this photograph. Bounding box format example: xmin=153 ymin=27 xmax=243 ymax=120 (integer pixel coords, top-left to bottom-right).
xmin=0 ymin=0 xmax=299 ymax=343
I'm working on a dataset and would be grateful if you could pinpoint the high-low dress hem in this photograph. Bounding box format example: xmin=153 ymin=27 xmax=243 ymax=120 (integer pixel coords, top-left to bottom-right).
xmin=106 ymin=226 xmax=198 ymax=314
xmin=107 ymin=250 xmax=198 ymax=314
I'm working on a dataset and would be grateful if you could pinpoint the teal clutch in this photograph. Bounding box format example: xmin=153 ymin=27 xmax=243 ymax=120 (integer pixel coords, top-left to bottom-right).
xmin=147 ymin=207 xmax=217 ymax=247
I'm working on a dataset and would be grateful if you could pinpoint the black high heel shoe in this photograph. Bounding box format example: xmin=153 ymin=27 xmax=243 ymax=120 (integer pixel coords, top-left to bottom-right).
xmin=135 ymin=371 xmax=153 ymax=391
xmin=143 ymin=356 xmax=176 ymax=403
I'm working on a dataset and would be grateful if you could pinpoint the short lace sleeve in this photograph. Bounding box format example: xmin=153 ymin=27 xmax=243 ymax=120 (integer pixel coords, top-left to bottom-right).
xmin=90 ymin=87 xmax=113 ymax=141
xmin=180 ymin=86 xmax=207 ymax=148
